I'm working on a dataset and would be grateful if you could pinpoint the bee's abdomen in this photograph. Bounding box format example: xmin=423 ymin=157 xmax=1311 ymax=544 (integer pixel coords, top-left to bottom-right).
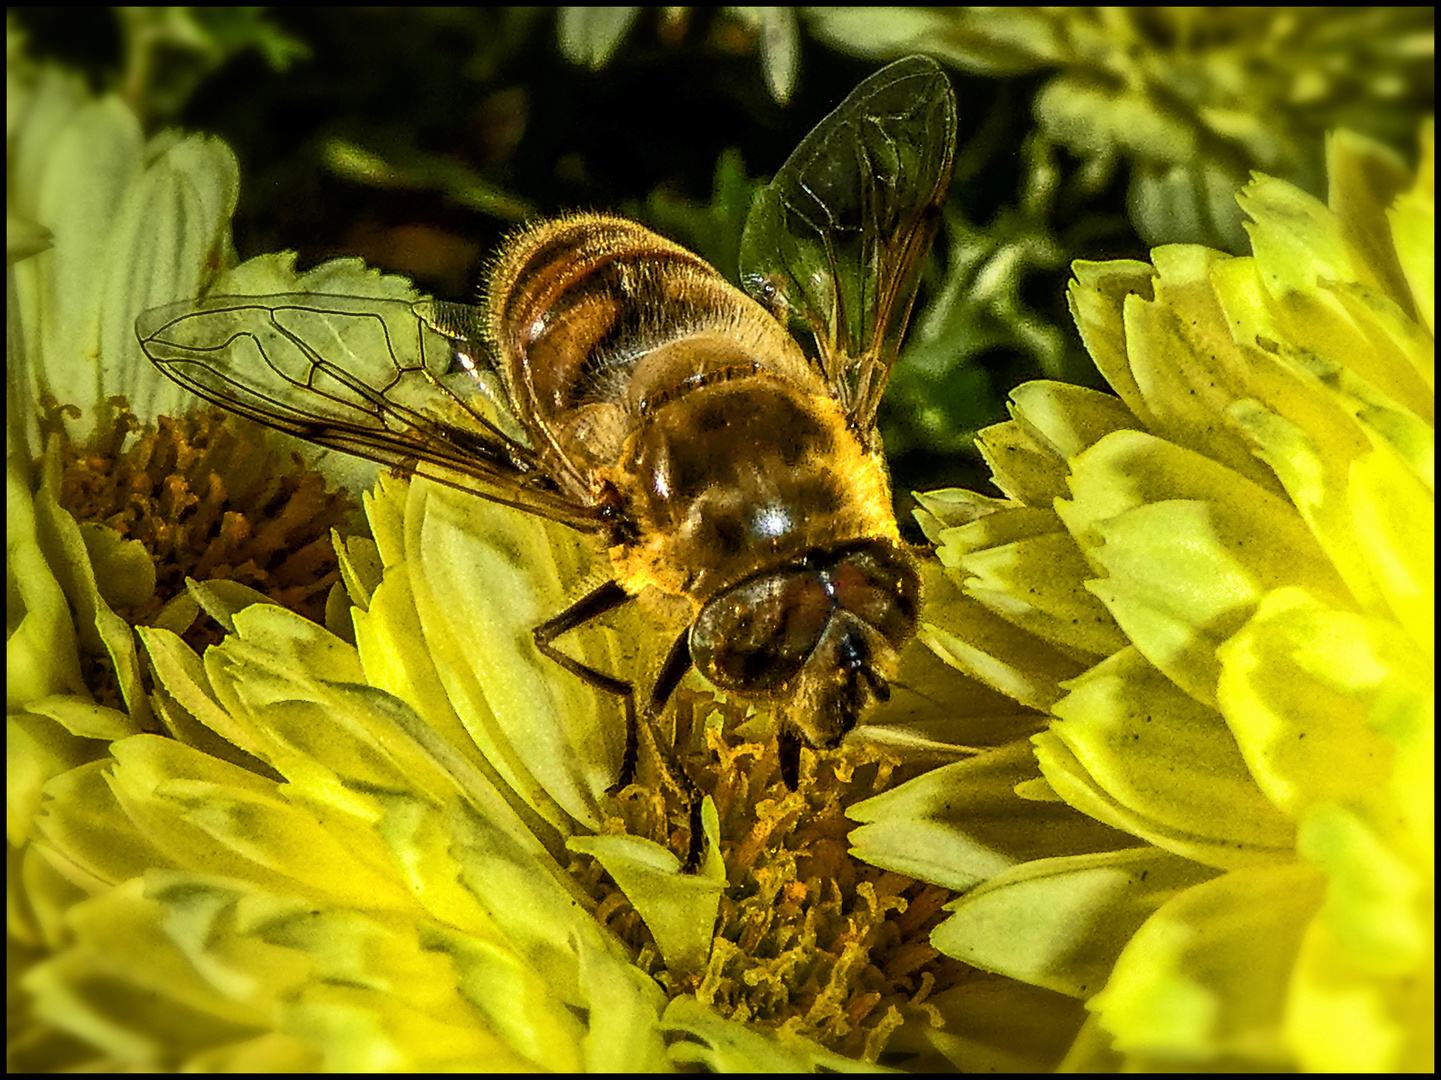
xmin=487 ymin=215 xmax=728 ymax=426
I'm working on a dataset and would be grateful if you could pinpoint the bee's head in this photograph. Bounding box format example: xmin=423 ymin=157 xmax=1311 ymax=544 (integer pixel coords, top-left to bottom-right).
xmin=689 ymin=541 xmax=919 ymax=783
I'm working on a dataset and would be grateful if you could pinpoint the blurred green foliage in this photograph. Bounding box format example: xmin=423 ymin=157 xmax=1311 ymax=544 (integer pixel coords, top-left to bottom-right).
xmin=11 ymin=6 xmax=1433 ymax=504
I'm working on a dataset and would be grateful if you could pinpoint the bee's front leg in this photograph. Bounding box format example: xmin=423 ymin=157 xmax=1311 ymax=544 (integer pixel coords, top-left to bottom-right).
xmin=647 ymin=628 xmax=705 ymax=871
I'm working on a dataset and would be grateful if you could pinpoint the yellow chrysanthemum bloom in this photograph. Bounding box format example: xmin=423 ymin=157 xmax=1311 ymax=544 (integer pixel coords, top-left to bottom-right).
xmin=853 ymin=122 xmax=1433 ymax=1071
xmin=12 ymin=23 xmax=1429 ymax=1071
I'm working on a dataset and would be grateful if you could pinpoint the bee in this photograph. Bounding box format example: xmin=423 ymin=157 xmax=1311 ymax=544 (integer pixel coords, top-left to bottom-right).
xmin=137 ymin=56 xmax=957 ymax=845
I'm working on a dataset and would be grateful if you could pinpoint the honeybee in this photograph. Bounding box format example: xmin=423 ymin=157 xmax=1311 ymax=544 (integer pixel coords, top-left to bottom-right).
xmin=137 ymin=56 xmax=957 ymax=835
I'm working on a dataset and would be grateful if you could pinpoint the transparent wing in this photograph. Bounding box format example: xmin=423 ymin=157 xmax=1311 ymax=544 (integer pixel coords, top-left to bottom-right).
xmin=739 ymin=55 xmax=956 ymax=435
xmin=136 ymin=294 xmax=605 ymax=530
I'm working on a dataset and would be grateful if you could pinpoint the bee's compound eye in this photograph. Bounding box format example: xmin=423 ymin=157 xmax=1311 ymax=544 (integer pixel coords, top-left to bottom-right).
xmin=825 ymin=545 xmax=920 ymax=649
xmin=690 ymin=571 xmax=829 ymax=693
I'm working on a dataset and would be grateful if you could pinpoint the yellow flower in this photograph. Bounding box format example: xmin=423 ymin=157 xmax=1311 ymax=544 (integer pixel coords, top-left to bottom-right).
xmin=854 ymin=122 xmax=1433 ymax=1070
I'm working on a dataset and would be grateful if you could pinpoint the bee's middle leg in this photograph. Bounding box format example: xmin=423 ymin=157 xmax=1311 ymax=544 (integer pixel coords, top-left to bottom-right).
xmin=532 ymin=584 xmax=706 ymax=868
xmin=532 ymin=580 xmax=642 ymax=789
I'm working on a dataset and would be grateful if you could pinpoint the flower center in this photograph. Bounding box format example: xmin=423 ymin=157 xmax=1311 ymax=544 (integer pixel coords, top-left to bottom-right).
xmin=51 ymin=400 xmax=357 ymax=651
xmin=570 ymin=688 xmax=971 ymax=1062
